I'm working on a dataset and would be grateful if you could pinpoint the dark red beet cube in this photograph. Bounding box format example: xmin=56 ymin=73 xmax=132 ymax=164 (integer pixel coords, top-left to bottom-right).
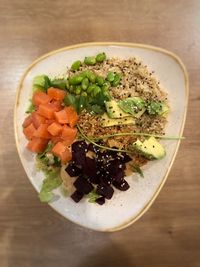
xmin=72 ymin=151 xmax=86 ymax=168
xmin=88 ymin=143 xmax=100 ymax=153
xmin=120 ymin=153 xmax=132 ymax=163
xmin=96 ymin=184 xmax=114 ymax=199
xmin=65 ymin=163 xmax=81 ymax=177
xmin=71 ymin=190 xmax=84 ymax=203
xmin=83 ymin=157 xmax=97 ymax=177
xmin=74 ymin=176 xmax=94 ymax=194
xmin=112 ymin=169 xmax=125 ymax=182
xmin=72 ymin=141 xmax=88 ymax=153
xmin=113 ymin=179 xmax=130 ymax=191
xmin=99 ymin=173 xmax=112 ymax=186
xmin=96 ymin=197 xmax=105 ymax=205
xmin=89 ymin=175 xmax=100 ymax=184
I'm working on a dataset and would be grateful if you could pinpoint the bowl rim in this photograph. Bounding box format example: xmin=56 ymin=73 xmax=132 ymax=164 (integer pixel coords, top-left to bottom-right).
xmin=14 ymin=42 xmax=189 ymax=232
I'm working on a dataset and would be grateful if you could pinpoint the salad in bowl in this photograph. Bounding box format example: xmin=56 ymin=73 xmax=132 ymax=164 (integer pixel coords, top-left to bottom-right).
xmin=22 ymin=51 xmax=172 ymax=205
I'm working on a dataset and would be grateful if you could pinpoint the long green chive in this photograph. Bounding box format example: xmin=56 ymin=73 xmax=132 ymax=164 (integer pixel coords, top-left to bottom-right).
xmin=89 ymin=132 xmax=185 ymax=141
xmin=77 ymin=125 xmax=133 ymax=154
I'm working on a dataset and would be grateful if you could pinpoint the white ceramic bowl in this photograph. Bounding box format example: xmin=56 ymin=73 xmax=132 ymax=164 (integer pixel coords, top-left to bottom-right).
xmin=14 ymin=42 xmax=188 ymax=231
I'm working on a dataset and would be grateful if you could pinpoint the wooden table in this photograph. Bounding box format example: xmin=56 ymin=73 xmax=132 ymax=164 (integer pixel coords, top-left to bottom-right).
xmin=0 ymin=1 xmax=200 ymax=266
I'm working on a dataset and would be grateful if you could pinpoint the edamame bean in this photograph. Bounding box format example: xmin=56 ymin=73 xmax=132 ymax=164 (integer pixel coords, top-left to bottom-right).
xmin=102 ymin=87 xmax=111 ymax=100
xmin=107 ymin=71 xmax=115 ymax=82
xmin=87 ymin=84 xmax=96 ymax=94
xmin=78 ymin=71 xmax=86 ymax=78
xmin=112 ymin=73 xmax=121 ymax=87
xmin=84 ymin=56 xmax=96 ymax=65
xmin=96 ymin=76 xmax=105 ymax=86
xmin=75 ymin=85 xmax=82 ymax=95
xmin=81 ymin=92 xmax=87 ymax=97
xmin=81 ymin=77 xmax=89 ymax=90
xmin=87 ymin=71 xmax=96 ymax=83
xmin=102 ymin=82 xmax=111 ymax=99
xmin=96 ymin=52 xmax=106 ymax=62
xmin=102 ymin=81 xmax=110 ymax=90
xmin=92 ymin=85 xmax=101 ymax=97
xmin=71 ymin=60 xmax=81 ymax=71
xmin=69 ymin=75 xmax=83 ymax=85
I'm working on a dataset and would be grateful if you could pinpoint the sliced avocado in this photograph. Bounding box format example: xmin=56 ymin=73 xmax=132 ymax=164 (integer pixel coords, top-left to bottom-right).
xmin=105 ymin=100 xmax=130 ymax=118
xmin=146 ymin=101 xmax=169 ymax=116
xmin=101 ymin=113 xmax=135 ymax=127
xmin=119 ymin=97 xmax=146 ymax=118
xmin=132 ymin=136 xmax=166 ymax=159
xmin=160 ymin=103 xmax=169 ymax=116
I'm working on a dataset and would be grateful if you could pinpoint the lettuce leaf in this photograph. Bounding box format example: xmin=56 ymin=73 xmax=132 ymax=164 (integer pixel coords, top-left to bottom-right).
xmin=33 ymin=75 xmax=51 ymax=92
xmin=26 ymin=101 xmax=35 ymax=113
xmin=86 ymin=190 xmax=99 ymax=203
xmin=39 ymin=169 xmax=62 ymax=203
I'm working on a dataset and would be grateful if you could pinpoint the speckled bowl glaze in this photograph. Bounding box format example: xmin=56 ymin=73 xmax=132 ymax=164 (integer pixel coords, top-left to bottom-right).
xmin=14 ymin=42 xmax=188 ymax=231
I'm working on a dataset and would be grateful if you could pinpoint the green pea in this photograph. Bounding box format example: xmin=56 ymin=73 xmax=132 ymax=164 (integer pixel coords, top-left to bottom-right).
xmin=87 ymin=84 xmax=96 ymax=94
xmin=75 ymin=85 xmax=82 ymax=95
xmin=69 ymin=75 xmax=83 ymax=85
xmin=107 ymin=71 xmax=115 ymax=82
xmin=66 ymin=79 xmax=70 ymax=90
xmin=96 ymin=52 xmax=106 ymax=62
xmin=112 ymin=73 xmax=121 ymax=87
xmin=71 ymin=60 xmax=81 ymax=71
xmin=81 ymin=92 xmax=87 ymax=97
xmin=84 ymin=56 xmax=96 ymax=65
xmin=96 ymin=76 xmax=105 ymax=86
xmin=87 ymin=71 xmax=96 ymax=83
xmin=81 ymin=77 xmax=89 ymax=90
xmin=92 ymin=85 xmax=101 ymax=97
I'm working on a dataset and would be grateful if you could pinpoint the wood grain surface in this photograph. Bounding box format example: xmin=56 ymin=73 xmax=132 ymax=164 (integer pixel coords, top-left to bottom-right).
xmin=0 ymin=0 xmax=200 ymax=266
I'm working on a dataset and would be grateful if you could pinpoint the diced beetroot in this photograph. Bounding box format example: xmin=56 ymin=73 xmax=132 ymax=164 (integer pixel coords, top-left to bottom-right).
xmin=96 ymin=184 xmax=114 ymax=199
xmin=99 ymin=173 xmax=112 ymax=186
xmin=72 ymin=141 xmax=88 ymax=153
xmin=112 ymin=169 xmax=125 ymax=182
xmin=119 ymin=153 xmax=132 ymax=163
xmin=66 ymin=141 xmax=133 ymax=205
xmin=65 ymin=163 xmax=81 ymax=177
xmin=83 ymin=157 xmax=97 ymax=178
xmin=113 ymin=180 xmax=130 ymax=191
xmin=71 ymin=190 xmax=84 ymax=203
xmin=72 ymin=151 xmax=86 ymax=168
xmin=71 ymin=141 xmax=89 ymax=168
xmin=88 ymin=175 xmax=101 ymax=185
xmin=96 ymin=197 xmax=105 ymax=205
xmin=87 ymin=143 xmax=100 ymax=153
xmin=106 ymin=159 xmax=126 ymax=178
xmin=73 ymin=176 xmax=94 ymax=194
